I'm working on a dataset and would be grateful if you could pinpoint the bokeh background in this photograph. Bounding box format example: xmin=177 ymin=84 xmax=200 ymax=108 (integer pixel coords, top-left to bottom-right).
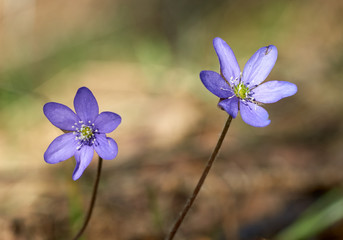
xmin=1 ymin=0 xmax=343 ymax=239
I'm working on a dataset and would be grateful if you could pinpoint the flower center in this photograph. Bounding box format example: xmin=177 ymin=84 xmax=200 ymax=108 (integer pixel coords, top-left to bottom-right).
xmin=234 ymin=82 xmax=250 ymax=99
xmin=79 ymin=125 xmax=94 ymax=141
xmin=72 ymin=120 xmax=99 ymax=149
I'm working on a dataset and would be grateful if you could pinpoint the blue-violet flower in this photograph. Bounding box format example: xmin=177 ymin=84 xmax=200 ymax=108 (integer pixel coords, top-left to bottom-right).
xmin=43 ymin=87 xmax=121 ymax=180
xmin=200 ymin=37 xmax=297 ymax=127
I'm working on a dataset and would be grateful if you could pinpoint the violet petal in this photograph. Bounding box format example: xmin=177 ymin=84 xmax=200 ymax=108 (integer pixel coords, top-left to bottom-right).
xmin=44 ymin=133 xmax=78 ymax=164
xmin=43 ymin=102 xmax=80 ymax=131
xmin=200 ymin=71 xmax=234 ymax=98
xmin=218 ymin=97 xmax=239 ymax=118
xmin=240 ymin=101 xmax=270 ymax=127
xmin=74 ymin=87 xmax=99 ymax=123
xmin=94 ymin=134 xmax=118 ymax=160
xmin=213 ymin=37 xmax=241 ymax=81
xmin=72 ymin=145 xmax=94 ymax=180
xmin=94 ymin=112 xmax=122 ymax=134
xmin=242 ymin=45 xmax=278 ymax=86
xmin=253 ymin=81 xmax=298 ymax=103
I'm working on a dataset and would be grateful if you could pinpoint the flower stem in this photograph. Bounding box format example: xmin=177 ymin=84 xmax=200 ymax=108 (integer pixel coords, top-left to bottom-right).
xmin=166 ymin=115 xmax=233 ymax=240
xmin=72 ymin=157 xmax=103 ymax=240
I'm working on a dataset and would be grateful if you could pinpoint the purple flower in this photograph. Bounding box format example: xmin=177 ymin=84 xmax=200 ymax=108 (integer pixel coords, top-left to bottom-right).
xmin=200 ymin=37 xmax=297 ymax=127
xmin=43 ymin=87 xmax=121 ymax=180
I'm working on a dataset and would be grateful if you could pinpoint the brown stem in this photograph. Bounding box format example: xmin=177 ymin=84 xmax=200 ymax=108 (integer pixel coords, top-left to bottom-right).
xmin=72 ymin=157 xmax=103 ymax=240
xmin=166 ymin=115 xmax=233 ymax=240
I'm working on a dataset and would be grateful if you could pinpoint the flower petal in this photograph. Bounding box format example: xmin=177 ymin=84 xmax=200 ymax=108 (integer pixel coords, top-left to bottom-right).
xmin=44 ymin=133 xmax=78 ymax=164
xmin=94 ymin=112 xmax=122 ymax=134
xmin=200 ymin=71 xmax=234 ymax=98
xmin=94 ymin=134 xmax=118 ymax=160
xmin=240 ymin=101 xmax=270 ymax=127
xmin=242 ymin=45 xmax=278 ymax=86
xmin=252 ymin=81 xmax=298 ymax=104
xmin=73 ymin=145 xmax=94 ymax=180
xmin=74 ymin=87 xmax=99 ymax=123
xmin=218 ymin=97 xmax=239 ymax=118
xmin=43 ymin=102 xmax=80 ymax=131
xmin=213 ymin=37 xmax=241 ymax=81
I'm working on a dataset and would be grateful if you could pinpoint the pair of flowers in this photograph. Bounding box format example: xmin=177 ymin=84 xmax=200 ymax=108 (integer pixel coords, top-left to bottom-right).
xmin=44 ymin=37 xmax=297 ymax=180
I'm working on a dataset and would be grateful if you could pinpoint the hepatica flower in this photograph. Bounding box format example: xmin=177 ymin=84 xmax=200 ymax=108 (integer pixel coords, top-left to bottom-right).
xmin=200 ymin=37 xmax=297 ymax=127
xmin=44 ymin=87 xmax=121 ymax=180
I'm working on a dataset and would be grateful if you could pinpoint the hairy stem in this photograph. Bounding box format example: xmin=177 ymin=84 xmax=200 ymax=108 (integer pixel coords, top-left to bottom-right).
xmin=166 ymin=115 xmax=233 ymax=240
xmin=72 ymin=157 xmax=103 ymax=240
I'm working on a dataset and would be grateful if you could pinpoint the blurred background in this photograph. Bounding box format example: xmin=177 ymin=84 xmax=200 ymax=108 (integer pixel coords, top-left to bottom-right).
xmin=1 ymin=0 xmax=343 ymax=239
